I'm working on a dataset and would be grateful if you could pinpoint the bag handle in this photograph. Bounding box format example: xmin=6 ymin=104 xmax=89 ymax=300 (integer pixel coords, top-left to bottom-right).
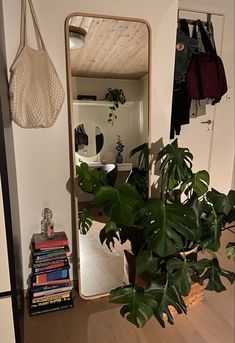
xmin=20 ymin=0 xmax=45 ymax=50
xmin=197 ymin=19 xmax=215 ymax=56
xmin=179 ymin=19 xmax=190 ymax=37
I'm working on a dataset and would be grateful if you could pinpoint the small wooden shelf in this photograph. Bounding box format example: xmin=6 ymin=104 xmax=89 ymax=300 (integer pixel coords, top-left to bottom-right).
xmin=73 ymin=100 xmax=135 ymax=107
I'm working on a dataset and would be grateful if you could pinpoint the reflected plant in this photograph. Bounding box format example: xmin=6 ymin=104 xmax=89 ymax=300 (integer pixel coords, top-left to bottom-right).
xmin=105 ymin=88 xmax=126 ymax=125
xmin=116 ymin=135 xmax=124 ymax=153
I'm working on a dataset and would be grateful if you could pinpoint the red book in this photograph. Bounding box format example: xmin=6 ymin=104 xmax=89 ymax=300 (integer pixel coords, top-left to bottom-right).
xmin=32 ymin=279 xmax=70 ymax=287
xmin=33 ymin=231 xmax=68 ymax=250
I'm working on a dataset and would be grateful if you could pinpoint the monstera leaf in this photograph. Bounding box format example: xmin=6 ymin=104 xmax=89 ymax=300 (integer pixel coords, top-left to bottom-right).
xmin=166 ymin=258 xmax=193 ymax=296
xmin=126 ymin=167 xmax=148 ymax=201
xmin=129 ymin=143 xmax=149 ymax=171
xmin=136 ymin=250 xmax=159 ymax=276
xmin=226 ymin=242 xmax=235 ymax=259
xmin=76 ymin=162 xmax=107 ymax=193
xmin=146 ymin=280 xmax=187 ymax=327
xmin=109 ymin=285 xmax=157 ymax=328
xmin=207 ymin=189 xmax=235 ymax=216
xmin=99 ymin=220 xmax=120 ymax=251
xmin=143 ymin=199 xmax=198 ymax=257
xmin=194 ymin=258 xmax=235 ymax=292
xmin=78 ymin=209 xmax=93 ymax=234
xmin=94 ymin=184 xmax=144 ymax=226
xmin=156 ymin=139 xmax=193 ymax=186
xmin=183 ymin=170 xmax=210 ymax=197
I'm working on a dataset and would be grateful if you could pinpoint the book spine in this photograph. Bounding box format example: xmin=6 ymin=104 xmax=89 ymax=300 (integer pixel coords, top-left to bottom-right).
xmin=32 ymin=286 xmax=72 ymax=298
xmin=33 ymin=258 xmax=68 ymax=268
xmin=33 ymin=254 xmax=67 ymax=263
xmin=31 ymin=282 xmax=70 ymax=293
xmin=30 ymin=296 xmax=71 ymax=308
xmin=32 ymin=278 xmax=70 ymax=287
xmin=29 ymin=300 xmax=73 ymax=316
xmin=32 ymin=247 xmax=69 ymax=257
xmin=33 ymin=263 xmax=69 ymax=274
xmin=34 ymin=240 xmax=68 ymax=250
xmin=35 ymin=246 xmax=69 ymax=252
xmin=31 ymin=291 xmax=71 ymax=303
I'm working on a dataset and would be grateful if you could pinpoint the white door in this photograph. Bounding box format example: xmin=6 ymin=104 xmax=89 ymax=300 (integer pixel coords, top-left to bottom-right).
xmin=176 ymin=10 xmax=225 ymax=175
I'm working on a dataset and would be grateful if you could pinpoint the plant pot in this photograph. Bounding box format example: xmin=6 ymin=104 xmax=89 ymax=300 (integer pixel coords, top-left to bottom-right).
xmin=116 ymin=152 xmax=123 ymax=163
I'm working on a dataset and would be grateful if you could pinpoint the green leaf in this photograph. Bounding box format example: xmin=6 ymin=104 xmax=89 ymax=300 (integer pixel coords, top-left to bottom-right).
xmin=143 ymin=198 xmax=197 ymax=257
xmin=126 ymin=168 xmax=148 ymax=201
xmin=99 ymin=221 xmax=120 ymax=251
xmin=94 ymin=184 xmax=144 ymax=226
xmin=226 ymin=242 xmax=235 ymax=259
xmin=194 ymin=258 xmax=235 ymax=292
xmin=166 ymin=258 xmax=192 ymax=296
xmin=207 ymin=189 xmax=235 ymax=216
xmin=110 ymin=285 xmax=157 ymax=328
xmin=129 ymin=143 xmax=149 ymax=171
xmin=76 ymin=162 xmax=107 ymax=193
xmin=136 ymin=250 xmax=159 ymax=275
xmin=184 ymin=170 xmax=210 ymax=197
xmin=156 ymin=139 xmax=193 ymax=185
xmin=78 ymin=209 xmax=93 ymax=234
xmin=146 ymin=280 xmax=187 ymax=327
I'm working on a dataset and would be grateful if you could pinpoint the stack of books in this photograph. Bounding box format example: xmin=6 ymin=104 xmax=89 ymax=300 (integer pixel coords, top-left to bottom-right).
xmin=29 ymin=231 xmax=73 ymax=315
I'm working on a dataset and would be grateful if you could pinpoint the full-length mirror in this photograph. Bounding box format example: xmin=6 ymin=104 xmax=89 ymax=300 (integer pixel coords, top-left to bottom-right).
xmin=66 ymin=14 xmax=149 ymax=298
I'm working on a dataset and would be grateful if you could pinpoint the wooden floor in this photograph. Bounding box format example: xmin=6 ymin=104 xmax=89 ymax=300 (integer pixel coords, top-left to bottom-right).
xmin=24 ymin=232 xmax=234 ymax=343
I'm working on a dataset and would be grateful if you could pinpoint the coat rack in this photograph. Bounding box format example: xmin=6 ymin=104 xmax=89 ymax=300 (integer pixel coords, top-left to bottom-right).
xmin=177 ymin=10 xmax=212 ymax=26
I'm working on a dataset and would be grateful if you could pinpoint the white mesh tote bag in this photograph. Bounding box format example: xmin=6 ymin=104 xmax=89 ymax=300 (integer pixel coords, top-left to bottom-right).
xmin=9 ymin=0 xmax=65 ymax=128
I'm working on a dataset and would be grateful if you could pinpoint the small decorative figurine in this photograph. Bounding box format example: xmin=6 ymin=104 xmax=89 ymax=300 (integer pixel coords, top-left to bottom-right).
xmin=40 ymin=208 xmax=55 ymax=239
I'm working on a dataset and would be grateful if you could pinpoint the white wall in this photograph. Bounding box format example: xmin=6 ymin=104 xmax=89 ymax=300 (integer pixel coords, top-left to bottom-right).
xmin=2 ymin=0 xmax=178 ymax=288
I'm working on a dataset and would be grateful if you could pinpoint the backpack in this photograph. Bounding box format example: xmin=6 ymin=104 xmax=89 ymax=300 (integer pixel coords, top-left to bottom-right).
xmin=186 ymin=20 xmax=227 ymax=104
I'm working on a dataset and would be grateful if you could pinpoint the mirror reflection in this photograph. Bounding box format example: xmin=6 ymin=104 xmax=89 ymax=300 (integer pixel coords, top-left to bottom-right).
xmin=75 ymin=123 xmax=104 ymax=157
xmin=67 ymin=15 xmax=149 ymax=297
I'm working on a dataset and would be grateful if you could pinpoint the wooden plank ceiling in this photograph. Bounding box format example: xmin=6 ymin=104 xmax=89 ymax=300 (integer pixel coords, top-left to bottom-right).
xmin=69 ymin=16 xmax=148 ymax=80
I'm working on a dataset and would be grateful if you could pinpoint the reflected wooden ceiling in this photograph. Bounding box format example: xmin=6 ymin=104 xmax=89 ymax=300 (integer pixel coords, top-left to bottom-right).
xmin=69 ymin=16 xmax=148 ymax=80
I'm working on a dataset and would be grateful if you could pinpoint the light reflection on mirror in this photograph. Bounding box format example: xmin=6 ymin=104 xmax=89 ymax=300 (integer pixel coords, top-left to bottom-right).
xmin=67 ymin=14 xmax=149 ymax=298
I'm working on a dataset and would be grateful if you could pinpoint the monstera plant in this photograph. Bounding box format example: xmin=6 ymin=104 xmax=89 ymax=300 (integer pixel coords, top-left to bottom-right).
xmin=76 ymin=139 xmax=235 ymax=328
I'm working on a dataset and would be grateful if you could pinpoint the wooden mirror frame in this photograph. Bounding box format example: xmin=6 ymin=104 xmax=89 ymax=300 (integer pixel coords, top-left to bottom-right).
xmin=64 ymin=12 xmax=152 ymax=299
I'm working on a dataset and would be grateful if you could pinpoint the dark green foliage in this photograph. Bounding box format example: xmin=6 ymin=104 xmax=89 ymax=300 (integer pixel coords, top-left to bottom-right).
xmin=94 ymin=184 xmax=144 ymax=227
xmin=105 ymin=88 xmax=126 ymax=125
xmin=193 ymin=258 xmax=235 ymax=292
xmin=166 ymin=258 xmax=193 ymax=296
xmin=207 ymin=189 xmax=235 ymax=216
xmin=129 ymin=143 xmax=149 ymax=171
xmin=99 ymin=220 xmax=119 ymax=251
xmin=76 ymin=139 xmax=235 ymax=328
xmin=136 ymin=250 xmax=159 ymax=275
xmin=146 ymin=280 xmax=187 ymax=328
xmin=78 ymin=209 xmax=92 ymax=235
xmin=156 ymin=139 xmax=193 ymax=186
xmin=226 ymin=242 xmax=235 ymax=258
xmin=109 ymin=285 xmax=157 ymax=328
xmin=143 ymin=199 xmax=198 ymax=256
xmin=76 ymin=162 xmax=107 ymax=193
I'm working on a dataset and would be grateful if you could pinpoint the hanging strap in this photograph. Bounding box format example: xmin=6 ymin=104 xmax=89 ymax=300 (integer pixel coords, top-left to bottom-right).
xmin=197 ymin=19 xmax=215 ymax=56
xmin=20 ymin=0 xmax=45 ymax=50
xmin=179 ymin=19 xmax=190 ymax=37
xmin=19 ymin=0 xmax=27 ymax=49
